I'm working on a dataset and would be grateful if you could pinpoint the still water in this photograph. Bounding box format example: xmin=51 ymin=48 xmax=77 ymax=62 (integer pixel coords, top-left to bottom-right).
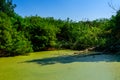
xmin=37 ymin=54 xmax=120 ymax=80
xmin=0 ymin=51 xmax=120 ymax=80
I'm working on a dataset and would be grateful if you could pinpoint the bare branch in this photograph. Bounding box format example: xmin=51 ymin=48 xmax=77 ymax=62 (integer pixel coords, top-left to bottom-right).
xmin=108 ymin=1 xmax=117 ymax=11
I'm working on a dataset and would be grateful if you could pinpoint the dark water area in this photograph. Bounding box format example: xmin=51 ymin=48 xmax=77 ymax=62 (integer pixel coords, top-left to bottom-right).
xmin=25 ymin=53 xmax=120 ymax=65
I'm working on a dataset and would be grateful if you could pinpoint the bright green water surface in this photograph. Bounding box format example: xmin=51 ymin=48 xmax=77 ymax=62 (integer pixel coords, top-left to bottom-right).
xmin=0 ymin=50 xmax=120 ymax=80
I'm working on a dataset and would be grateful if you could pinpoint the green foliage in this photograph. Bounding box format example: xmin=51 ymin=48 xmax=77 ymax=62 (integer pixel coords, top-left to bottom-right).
xmin=110 ymin=10 xmax=120 ymax=39
xmin=0 ymin=0 xmax=16 ymax=17
xmin=103 ymin=10 xmax=120 ymax=53
xmin=0 ymin=12 xmax=33 ymax=56
xmin=24 ymin=16 xmax=58 ymax=51
xmin=0 ymin=12 xmax=13 ymax=56
xmin=56 ymin=20 xmax=107 ymax=50
xmin=0 ymin=0 xmax=120 ymax=56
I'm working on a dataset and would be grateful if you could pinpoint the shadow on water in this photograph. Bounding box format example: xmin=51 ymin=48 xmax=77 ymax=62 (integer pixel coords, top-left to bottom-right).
xmin=24 ymin=53 xmax=120 ymax=65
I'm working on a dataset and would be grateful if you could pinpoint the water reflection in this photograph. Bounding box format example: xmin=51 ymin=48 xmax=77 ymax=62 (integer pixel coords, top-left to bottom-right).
xmin=24 ymin=54 xmax=120 ymax=65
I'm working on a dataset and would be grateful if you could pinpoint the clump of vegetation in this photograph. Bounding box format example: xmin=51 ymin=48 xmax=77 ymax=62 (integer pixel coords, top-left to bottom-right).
xmin=0 ymin=0 xmax=120 ymax=56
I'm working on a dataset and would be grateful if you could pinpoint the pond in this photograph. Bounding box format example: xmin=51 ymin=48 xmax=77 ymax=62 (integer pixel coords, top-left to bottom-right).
xmin=0 ymin=51 xmax=120 ymax=80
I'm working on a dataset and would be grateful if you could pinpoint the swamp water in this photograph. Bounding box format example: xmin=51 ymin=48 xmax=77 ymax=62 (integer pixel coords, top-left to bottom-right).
xmin=0 ymin=51 xmax=120 ymax=80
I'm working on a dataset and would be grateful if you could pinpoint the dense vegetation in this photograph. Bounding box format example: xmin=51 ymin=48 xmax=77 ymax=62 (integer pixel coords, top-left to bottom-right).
xmin=0 ymin=0 xmax=120 ymax=56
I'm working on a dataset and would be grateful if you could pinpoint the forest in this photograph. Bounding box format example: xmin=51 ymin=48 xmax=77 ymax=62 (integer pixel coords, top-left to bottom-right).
xmin=0 ymin=0 xmax=120 ymax=57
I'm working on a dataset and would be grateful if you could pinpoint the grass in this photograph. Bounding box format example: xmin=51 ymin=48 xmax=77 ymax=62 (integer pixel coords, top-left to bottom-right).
xmin=0 ymin=50 xmax=120 ymax=80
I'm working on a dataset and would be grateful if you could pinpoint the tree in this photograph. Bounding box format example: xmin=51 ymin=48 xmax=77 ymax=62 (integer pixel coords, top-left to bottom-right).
xmin=0 ymin=12 xmax=13 ymax=56
xmin=111 ymin=10 xmax=120 ymax=39
xmin=24 ymin=16 xmax=58 ymax=51
xmin=0 ymin=0 xmax=16 ymax=17
xmin=105 ymin=10 xmax=120 ymax=53
xmin=0 ymin=12 xmax=33 ymax=57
